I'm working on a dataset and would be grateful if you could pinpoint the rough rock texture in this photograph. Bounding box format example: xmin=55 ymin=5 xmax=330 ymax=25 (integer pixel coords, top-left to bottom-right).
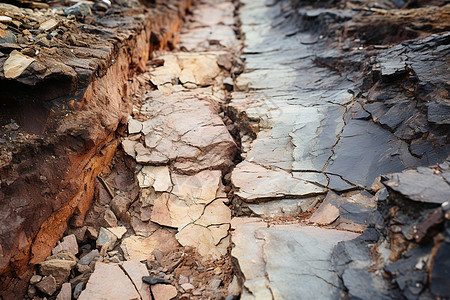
xmin=78 ymin=262 xmax=149 ymax=300
xmin=332 ymin=160 xmax=450 ymax=299
xmin=231 ymin=218 xmax=358 ymax=300
xmin=231 ymin=0 xmax=450 ymax=206
xmin=0 ymin=0 xmax=193 ymax=298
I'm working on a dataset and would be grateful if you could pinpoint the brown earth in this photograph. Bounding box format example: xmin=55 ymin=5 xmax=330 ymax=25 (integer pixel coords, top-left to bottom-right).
xmin=0 ymin=0 xmax=193 ymax=298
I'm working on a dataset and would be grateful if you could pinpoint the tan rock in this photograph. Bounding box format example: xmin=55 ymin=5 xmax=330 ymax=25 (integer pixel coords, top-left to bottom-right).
xmin=151 ymin=193 xmax=204 ymax=229
xmin=78 ymin=262 xmax=140 ymax=300
xmin=176 ymin=223 xmax=229 ymax=259
xmin=137 ymin=166 xmax=172 ymax=192
xmin=122 ymin=139 xmax=138 ymax=158
xmin=178 ymin=54 xmax=220 ymax=86
xmin=309 ymin=203 xmax=339 ymax=225
xmin=39 ymin=19 xmax=58 ymax=31
xmin=3 ymin=50 xmax=35 ymax=79
xmin=231 ymin=161 xmax=326 ymax=202
xmin=195 ymin=199 xmax=231 ymax=227
xmin=55 ymin=282 xmax=71 ymax=300
xmin=121 ymin=261 xmax=151 ymax=300
xmin=107 ymin=226 xmax=127 ymax=239
xmin=52 ymin=234 xmax=78 ymax=256
xmin=110 ymin=195 xmax=131 ymax=219
xmin=121 ymin=229 xmax=178 ymax=261
xmin=39 ymin=259 xmax=76 ymax=288
xmin=151 ymin=284 xmax=177 ymax=300
xmin=171 ymin=170 xmax=221 ymax=205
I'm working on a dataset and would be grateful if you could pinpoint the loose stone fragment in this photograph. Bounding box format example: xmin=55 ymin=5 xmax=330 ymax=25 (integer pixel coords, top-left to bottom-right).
xmin=52 ymin=234 xmax=78 ymax=256
xmin=35 ymin=275 xmax=57 ymax=296
xmin=3 ymin=50 xmax=35 ymax=79
xmin=151 ymin=284 xmax=178 ymax=300
xmin=78 ymin=263 xmax=140 ymax=300
xmin=55 ymin=282 xmax=71 ymax=300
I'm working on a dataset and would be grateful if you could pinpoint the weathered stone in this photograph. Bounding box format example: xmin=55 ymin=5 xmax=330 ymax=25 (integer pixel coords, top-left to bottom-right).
xmin=128 ymin=118 xmax=143 ymax=134
xmin=103 ymin=209 xmax=118 ymax=227
xmin=122 ymin=139 xmax=138 ymax=158
xmin=231 ymin=218 xmax=359 ymax=299
xmin=39 ymin=19 xmax=59 ymax=32
xmin=3 ymin=50 xmax=35 ymax=79
xmin=382 ymin=168 xmax=450 ymax=204
xmin=111 ymin=195 xmax=132 ymax=220
xmin=56 ymin=282 xmax=72 ymax=300
xmin=151 ymin=284 xmax=178 ymax=300
xmin=130 ymin=215 xmax=160 ymax=237
xmin=78 ymin=262 xmax=140 ymax=300
xmin=121 ymin=229 xmax=179 ymax=261
xmin=52 ymin=234 xmax=78 ymax=256
xmin=96 ymin=227 xmax=118 ymax=251
xmin=171 ymin=170 xmax=222 ymax=205
xmin=35 ymin=275 xmax=57 ymax=296
xmin=121 ymin=261 xmax=151 ymax=300
xmin=176 ymin=224 xmax=230 ymax=259
xmin=107 ymin=226 xmax=127 ymax=239
xmin=232 ymin=161 xmax=325 ymax=202
xmin=137 ymin=166 xmax=172 ymax=192
xmin=39 ymin=259 xmax=76 ymax=289
xmin=30 ymin=274 xmax=42 ymax=285
xmin=248 ymin=197 xmax=319 ymax=218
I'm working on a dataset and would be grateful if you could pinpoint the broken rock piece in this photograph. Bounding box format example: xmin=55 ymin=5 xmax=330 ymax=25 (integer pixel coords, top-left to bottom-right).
xmin=3 ymin=50 xmax=35 ymax=79
xmin=231 ymin=161 xmax=326 ymax=202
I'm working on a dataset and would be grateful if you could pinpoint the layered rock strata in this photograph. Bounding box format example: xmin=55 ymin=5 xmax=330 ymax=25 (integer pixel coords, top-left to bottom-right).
xmin=0 ymin=0 xmax=192 ymax=298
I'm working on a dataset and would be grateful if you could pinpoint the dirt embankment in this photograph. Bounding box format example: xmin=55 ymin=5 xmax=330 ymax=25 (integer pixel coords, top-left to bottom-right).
xmin=0 ymin=0 xmax=193 ymax=298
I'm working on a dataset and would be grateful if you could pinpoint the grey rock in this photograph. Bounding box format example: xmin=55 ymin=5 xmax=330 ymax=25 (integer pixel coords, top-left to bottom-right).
xmin=231 ymin=218 xmax=358 ymax=299
xmin=56 ymin=282 xmax=72 ymax=300
xmin=326 ymin=119 xmax=420 ymax=188
xmin=96 ymin=227 xmax=118 ymax=251
xmin=64 ymin=2 xmax=92 ymax=16
xmin=73 ymin=282 xmax=84 ymax=299
xmin=78 ymin=249 xmax=100 ymax=265
xmin=382 ymin=167 xmax=450 ymax=204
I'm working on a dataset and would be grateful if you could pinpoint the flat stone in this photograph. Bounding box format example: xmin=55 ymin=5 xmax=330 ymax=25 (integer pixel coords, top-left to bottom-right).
xmin=128 ymin=118 xmax=143 ymax=134
xmin=122 ymin=139 xmax=138 ymax=158
xmin=107 ymin=226 xmax=127 ymax=239
xmin=121 ymin=261 xmax=151 ymax=300
xmin=121 ymin=229 xmax=178 ymax=261
xmin=325 ymin=119 xmax=420 ymax=188
xmin=137 ymin=166 xmax=172 ymax=192
xmin=39 ymin=19 xmax=59 ymax=32
xmin=171 ymin=170 xmax=222 ymax=205
xmin=78 ymin=262 xmax=140 ymax=300
xmin=151 ymin=284 xmax=177 ymax=300
xmin=231 ymin=218 xmax=359 ymax=300
xmin=3 ymin=50 xmax=35 ymax=79
xmin=231 ymin=161 xmax=325 ymax=202
xmin=248 ymin=198 xmax=319 ymax=218
xmin=382 ymin=167 xmax=450 ymax=204
xmin=55 ymin=282 xmax=71 ymax=300
xmin=35 ymin=275 xmax=56 ymax=296
xmin=176 ymin=223 xmax=230 ymax=259
xmin=78 ymin=250 xmax=100 ymax=265
xmin=52 ymin=234 xmax=78 ymax=256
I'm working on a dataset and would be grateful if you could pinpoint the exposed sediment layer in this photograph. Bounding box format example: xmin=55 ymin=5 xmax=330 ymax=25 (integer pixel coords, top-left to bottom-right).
xmin=0 ymin=1 xmax=192 ymax=298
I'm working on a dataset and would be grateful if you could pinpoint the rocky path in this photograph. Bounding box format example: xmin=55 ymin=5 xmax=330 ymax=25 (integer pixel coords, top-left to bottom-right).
xmin=21 ymin=0 xmax=450 ymax=299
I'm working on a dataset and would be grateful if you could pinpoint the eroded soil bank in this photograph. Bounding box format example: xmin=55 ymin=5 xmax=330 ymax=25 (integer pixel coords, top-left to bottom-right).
xmin=0 ymin=0 xmax=449 ymax=299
